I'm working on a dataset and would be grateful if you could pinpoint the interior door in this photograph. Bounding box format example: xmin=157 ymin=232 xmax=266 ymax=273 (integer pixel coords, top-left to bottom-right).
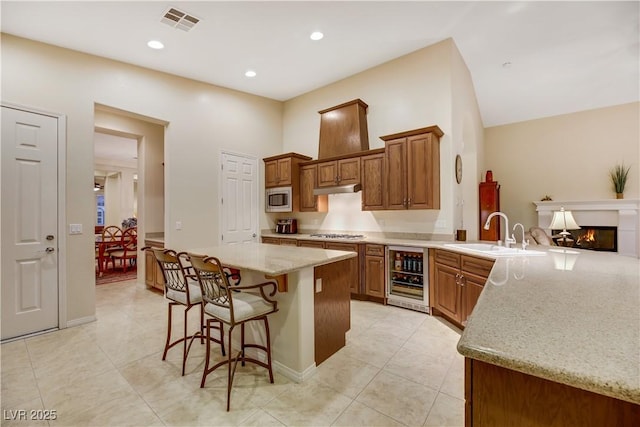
xmin=220 ymin=152 xmax=258 ymax=245
xmin=1 ymin=106 xmax=59 ymax=340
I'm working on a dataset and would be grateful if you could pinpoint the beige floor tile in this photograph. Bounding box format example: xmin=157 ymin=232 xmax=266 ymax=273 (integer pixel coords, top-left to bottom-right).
xmin=238 ymin=408 xmax=285 ymax=426
xmin=262 ymin=376 xmax=352 ymax=426
xmin=0 ymin=280 xmax=465 ymax=427
xmin=384 ymin=345 xmax=454 ymax=391
xmin=356 ymin=370 xmax=438 ymax=427
xmin=1 ymin=368 xmax=41 ymax=409
xmin=423 ymin=392 xmax=464 ymax=427
xmin=332 ymin=400 xmax=404 ymax=426
xmin=440 ymin=353 xmax=465 ymax=400
xmin=312 ymin=350 xmax=379 ymax=398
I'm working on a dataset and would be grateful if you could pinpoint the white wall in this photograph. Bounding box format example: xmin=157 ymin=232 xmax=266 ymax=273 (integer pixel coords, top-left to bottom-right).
xmin=484 ymin=102 xmax=640 ymax=230
xmin=1 ymin=34 xmax=283 ymax=323
xmin=281 ymin=38 xmax=482 ymax=238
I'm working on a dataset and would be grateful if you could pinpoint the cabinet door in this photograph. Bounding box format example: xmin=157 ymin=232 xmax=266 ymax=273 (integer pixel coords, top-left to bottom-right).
xmin=461 ymin=273 xmax=485 ymax=327
xmin=406 ymin=133 xmax=439 ymax=209
xmin=279 ymin=238 xmax=298 ymax=246
xmin=265 ymin=160 xmax=279 ymax=188
xmin=154 ymin=262 xmax=165 ymax=291
xmin=317 ymin=161 xmax=338 ymax=187
xmin=145 ymin=250 xmax=155 ymax=287
xmin=300 ymin=164 xmax=318 ymax=212
xmin=276 ymin=157 xmax=292 ymax=186
xmin=364 ymin=255 xmax=385 ymax=298
xmin=337 ymin=157 xmax=361 ymax=185
xmin=434 ymin=263 xmax=462 ymax=322
xmin=326 ymin=242 xmax=360 ymax=294
xmin=385 ymin=138 xmax=407 ymax=209
xmin=361 ymin=153 xmax=385 ymax=210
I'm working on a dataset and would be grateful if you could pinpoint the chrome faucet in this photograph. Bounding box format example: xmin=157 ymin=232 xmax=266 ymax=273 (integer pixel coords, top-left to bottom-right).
xmin=513 ymin=222 xmax=529 ymax=251
xmin=484 ymin=211 xmax=516 ymax=248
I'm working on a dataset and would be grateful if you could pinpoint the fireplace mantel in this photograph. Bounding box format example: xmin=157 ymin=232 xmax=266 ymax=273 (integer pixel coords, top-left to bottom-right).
xmin=534 ymin=199 xmax=640 ymax=257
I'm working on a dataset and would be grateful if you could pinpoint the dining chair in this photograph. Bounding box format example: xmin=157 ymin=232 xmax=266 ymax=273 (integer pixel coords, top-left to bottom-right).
xmin=150 ymin=248 xmax=225 ymax=376
xmin=99 ymin=225 xmax=123 ymax=271
xmin=109 ymin=227 xmax=137 ymax=272
xmin=188 ymin=254 xmax=278 ymax=411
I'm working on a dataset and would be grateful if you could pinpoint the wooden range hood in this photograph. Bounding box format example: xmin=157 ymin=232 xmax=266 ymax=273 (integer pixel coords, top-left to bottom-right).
xmin=317 ymin=99 xmax=369 ymax=159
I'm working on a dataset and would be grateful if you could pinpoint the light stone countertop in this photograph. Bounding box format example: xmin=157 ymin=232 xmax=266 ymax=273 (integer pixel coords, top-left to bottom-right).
xmin=183 ymin=242 xmax=357 ymax=276
xmin=263 ymin=232 xmax=640 ymax=404
xmin=457 ymin=248 xmax=640 ymax=405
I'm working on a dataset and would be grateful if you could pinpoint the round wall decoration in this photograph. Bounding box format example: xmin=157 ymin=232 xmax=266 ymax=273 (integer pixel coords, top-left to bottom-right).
xmin=455 ymin=154 xmax=463 ymax=184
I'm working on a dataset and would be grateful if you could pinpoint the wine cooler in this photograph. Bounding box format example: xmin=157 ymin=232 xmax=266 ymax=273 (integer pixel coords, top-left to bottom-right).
xmin=386 ymin=246 xmax=429 ymax=313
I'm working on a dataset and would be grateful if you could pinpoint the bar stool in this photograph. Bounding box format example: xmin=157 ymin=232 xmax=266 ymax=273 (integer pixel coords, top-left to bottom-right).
xmin=150 ymin=248 xmax=225 ymax=375
xmin=188 ymin=254 xmax=278 ymax=411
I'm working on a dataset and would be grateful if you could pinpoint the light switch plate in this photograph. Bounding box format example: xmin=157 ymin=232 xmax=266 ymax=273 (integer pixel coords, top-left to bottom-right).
xmin=175 ymin=221 xmax=182 ymax=230
xmin=315 ymin=278 xmax=322 ymax=293
xmin=69 ymin=224 xmax=82 ymax=235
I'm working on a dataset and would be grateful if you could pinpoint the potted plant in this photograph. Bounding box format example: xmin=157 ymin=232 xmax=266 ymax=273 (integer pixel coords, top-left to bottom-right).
xmin=609 ymin=163 xmax=631 ymax=199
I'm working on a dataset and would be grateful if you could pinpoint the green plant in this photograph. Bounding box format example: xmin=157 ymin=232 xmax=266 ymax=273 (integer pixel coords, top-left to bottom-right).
xmin=609 ymin=163 xmax=631 ymax=193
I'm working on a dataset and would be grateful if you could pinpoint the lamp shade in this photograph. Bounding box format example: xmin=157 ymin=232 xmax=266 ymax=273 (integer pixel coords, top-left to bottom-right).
xmin=549 ymin=207 xmax=580 ymax=232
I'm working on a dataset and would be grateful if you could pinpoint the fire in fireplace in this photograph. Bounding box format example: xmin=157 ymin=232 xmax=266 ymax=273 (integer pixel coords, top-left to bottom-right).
xmin=553 ymin=226 xmax=617 ymax=252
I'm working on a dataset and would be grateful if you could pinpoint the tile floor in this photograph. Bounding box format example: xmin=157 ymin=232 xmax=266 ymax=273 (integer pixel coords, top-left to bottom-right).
xmin=1 ymin=279 xmax=465 ymax=427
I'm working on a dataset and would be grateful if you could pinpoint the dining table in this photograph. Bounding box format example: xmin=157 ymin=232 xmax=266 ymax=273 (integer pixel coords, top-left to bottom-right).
xmin=95 ymin=234 xmax=123 ymax=276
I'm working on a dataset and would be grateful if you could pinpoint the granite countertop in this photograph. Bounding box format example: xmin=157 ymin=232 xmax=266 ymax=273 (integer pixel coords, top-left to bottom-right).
xmin=264 ymin=231 xmax=640 ymax=404
xmin=457 ymin=248 xmax=640 ymax=405
xmin=182 ymin=242 xmax=357 ymax=276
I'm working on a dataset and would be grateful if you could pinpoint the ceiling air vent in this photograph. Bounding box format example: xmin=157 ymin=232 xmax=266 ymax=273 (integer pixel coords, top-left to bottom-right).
xmin=161 ymin=7 xmax=200 ymax=32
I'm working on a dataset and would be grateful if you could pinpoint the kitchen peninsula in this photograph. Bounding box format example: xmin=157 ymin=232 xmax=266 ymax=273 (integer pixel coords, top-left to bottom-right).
xmin=183 ymin=242 xmax=357 ymax=382
xmin=457 ymin=249 xmax=640 ymax=425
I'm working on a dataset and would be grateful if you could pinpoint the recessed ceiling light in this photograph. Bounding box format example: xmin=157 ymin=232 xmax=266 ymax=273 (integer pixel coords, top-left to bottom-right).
xmin=502 ymin=61 xmax=512 ymax=68
xmin=310 ymin=31 xmax=324 ymax=41
xmin=245 ymin=70 xmax=257 ymax=78
xmin=147 ymin=40 xmax=164 ymax=50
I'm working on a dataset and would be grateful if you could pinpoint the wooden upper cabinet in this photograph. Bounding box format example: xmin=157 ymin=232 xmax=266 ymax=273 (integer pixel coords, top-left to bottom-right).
xmin=317 ymin=157 xmax=361 ymax=187
xmin=381 ymin=126 xmax=442 ymax=210
xmin=299 ymin=164 xmax=328 ymax=212
xmin=361 ymin=152 xmax=385 ymax=211
xmin=265 ymin=157 xmax=291 ymax=187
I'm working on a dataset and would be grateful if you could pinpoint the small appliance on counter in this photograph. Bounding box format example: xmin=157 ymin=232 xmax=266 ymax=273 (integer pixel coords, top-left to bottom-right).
xmin=275 ymin=218 xmax=298 ymax=234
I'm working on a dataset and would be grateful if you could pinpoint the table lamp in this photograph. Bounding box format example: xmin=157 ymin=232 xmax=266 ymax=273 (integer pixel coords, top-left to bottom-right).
xmin=549 ymin=207 xmax=580 ymax=245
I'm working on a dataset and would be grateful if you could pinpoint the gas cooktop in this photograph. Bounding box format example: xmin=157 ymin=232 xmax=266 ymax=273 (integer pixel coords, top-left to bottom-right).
xmin=310 ymin=233 xmax=365 ymax=239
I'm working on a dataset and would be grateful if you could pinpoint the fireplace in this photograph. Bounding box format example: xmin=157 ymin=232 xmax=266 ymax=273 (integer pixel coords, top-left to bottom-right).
xmin=535 ymin=199 xmax=639 ymax=257
xmin=553 ymin=226 xmax=617 ymax=252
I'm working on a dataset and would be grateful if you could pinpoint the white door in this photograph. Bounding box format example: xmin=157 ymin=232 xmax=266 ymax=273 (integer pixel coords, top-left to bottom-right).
xmin=220 ymin=152 xmax=258 ymax=245
xmin=1 ymin=106 xmax=59 ymax=340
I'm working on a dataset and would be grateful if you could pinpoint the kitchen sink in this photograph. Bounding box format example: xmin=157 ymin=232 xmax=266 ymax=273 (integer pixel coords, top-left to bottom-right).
xmin=444 ymin=243 xmax=546 ymax=257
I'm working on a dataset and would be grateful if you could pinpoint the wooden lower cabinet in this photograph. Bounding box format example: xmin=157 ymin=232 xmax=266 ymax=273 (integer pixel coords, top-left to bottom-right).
xmin=297 ymin=240 xmax=326 ymax=249
xmin=144 ymin=246 xmax=164 ymax=291
xmin=364 ymin=244 xmax=385 ymax=298
xmin=325 ymin=242 xmax=361 ymax=295
xmin=261 ymin=236 xmax=281 ymax=245
xmin=465 ymin=358 xmax=640 ymax=426
xmin=432 ymin=249 xmax=494 ymax=328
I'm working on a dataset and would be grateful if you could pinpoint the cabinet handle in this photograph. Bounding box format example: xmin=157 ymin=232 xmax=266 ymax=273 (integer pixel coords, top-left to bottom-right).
xmin=408 ymin=198 xmax=412 ymax=207
xmin=460 ymin=274 xmax=466 ymax=287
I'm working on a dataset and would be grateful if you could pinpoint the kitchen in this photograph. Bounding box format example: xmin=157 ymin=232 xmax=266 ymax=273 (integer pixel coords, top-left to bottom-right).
xmin=1 ymin=1 xmax=639 ymax=425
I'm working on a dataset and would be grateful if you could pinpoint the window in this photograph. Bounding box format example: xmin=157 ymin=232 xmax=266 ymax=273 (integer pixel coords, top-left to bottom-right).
xmin=96 ymin=194 xmax=105 ymax=226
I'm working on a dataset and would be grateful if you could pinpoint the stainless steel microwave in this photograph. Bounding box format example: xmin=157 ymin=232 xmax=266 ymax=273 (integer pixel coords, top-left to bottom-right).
xmin=266 ymin=186 xmax=292 ymax=212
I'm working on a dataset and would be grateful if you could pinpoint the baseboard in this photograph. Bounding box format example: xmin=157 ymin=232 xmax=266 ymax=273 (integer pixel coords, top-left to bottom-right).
xmin=66 ymin=315 xmax=97 ymax=328
xmin=273 ymin=360 xmax=316 ymax=383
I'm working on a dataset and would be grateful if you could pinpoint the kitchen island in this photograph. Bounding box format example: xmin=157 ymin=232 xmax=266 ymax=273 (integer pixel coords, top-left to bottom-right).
xmin=456 ymin=248 xmax=640 ymax=425
xmin=183 ymin=242 xmax=357 ymax=382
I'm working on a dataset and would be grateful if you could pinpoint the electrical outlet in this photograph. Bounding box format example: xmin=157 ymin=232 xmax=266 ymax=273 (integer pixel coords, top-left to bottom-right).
xmin=69 ymin=224 xmax=82 ymax=235
xmin=175 ymin=221 xmax=182 ymax=230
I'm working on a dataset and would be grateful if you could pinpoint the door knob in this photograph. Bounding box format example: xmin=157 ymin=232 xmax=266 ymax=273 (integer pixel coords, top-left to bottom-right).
xmin=252 ymin=233 xmax=257 ymax=238
xmin=45 ymin=247 xmax=55 ymax=253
